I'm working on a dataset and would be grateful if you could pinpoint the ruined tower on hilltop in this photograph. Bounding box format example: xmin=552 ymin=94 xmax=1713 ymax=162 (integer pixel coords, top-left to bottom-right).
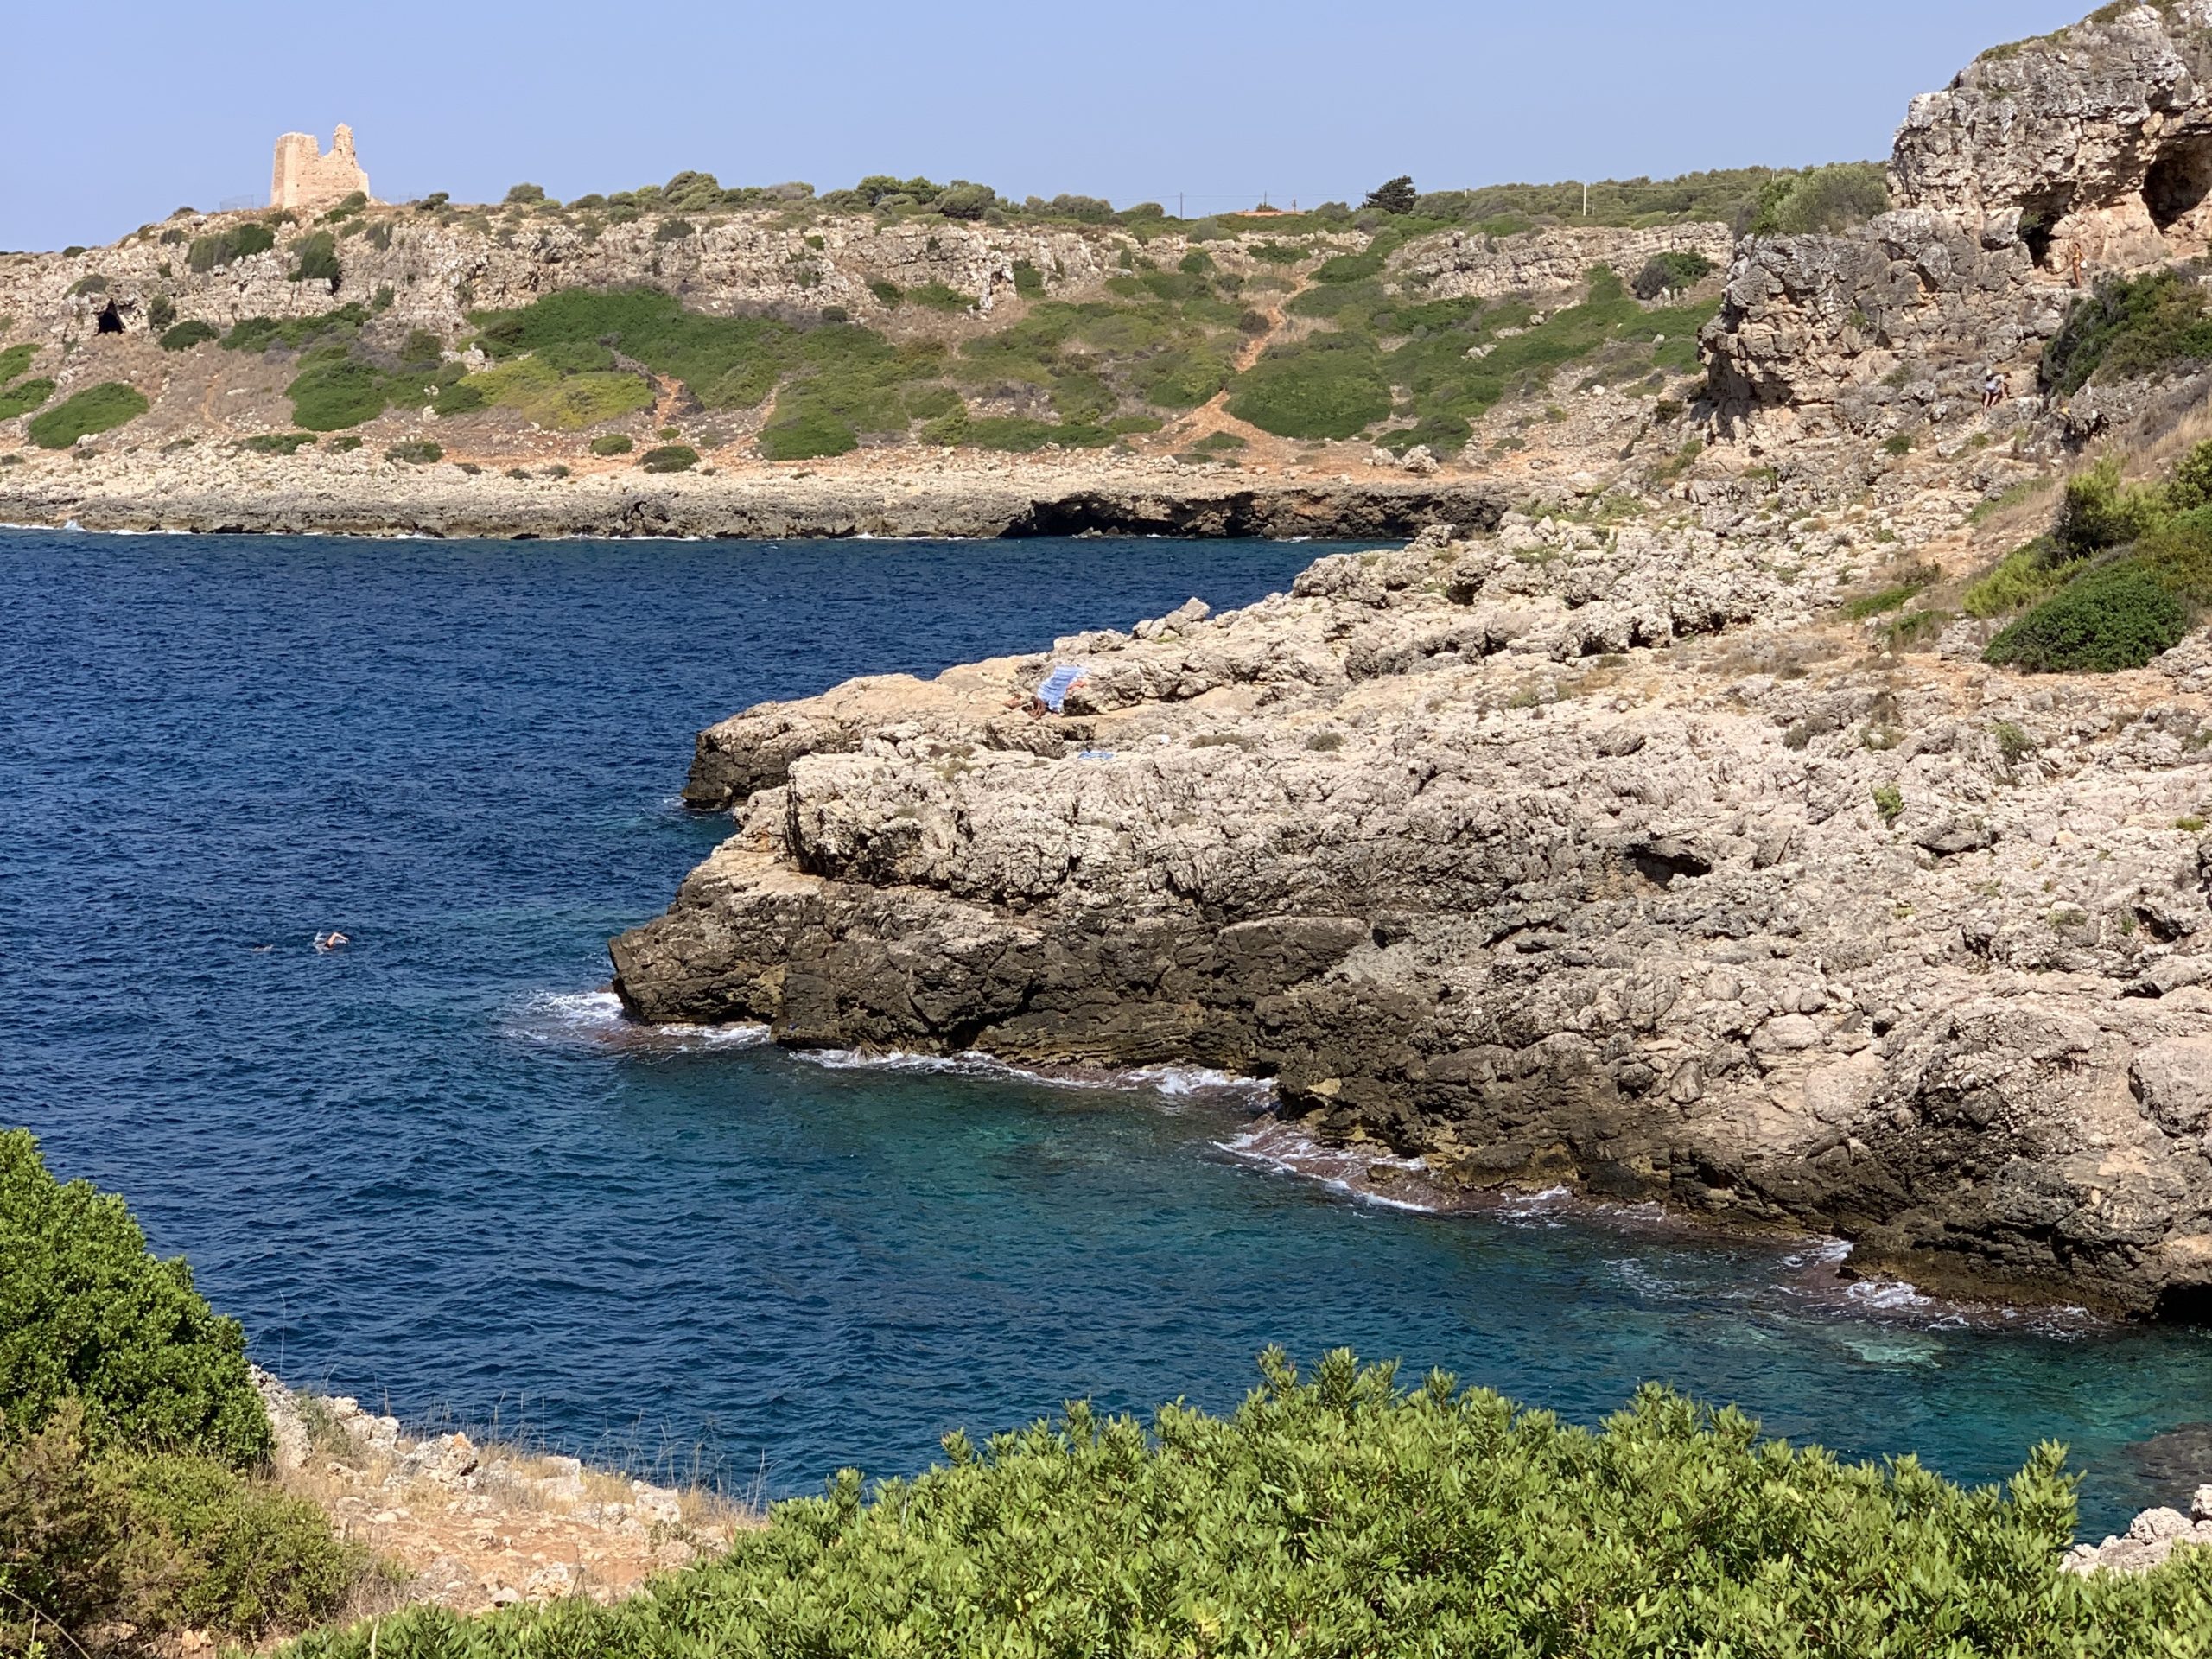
xmin=270 ymin=125 xmax=372 ymax=213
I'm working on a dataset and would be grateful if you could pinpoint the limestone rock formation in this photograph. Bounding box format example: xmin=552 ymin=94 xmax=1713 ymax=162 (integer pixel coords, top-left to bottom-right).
xmin=613 ymin=525 xmax=2212 ymax=1319
xmin=1705 ymin=3 xmax=2212 ymax=434
xmin=271 ymin=124 xmax=372 ymax=213
xmin=1893 ymin=3 xmax=2212 ymax=276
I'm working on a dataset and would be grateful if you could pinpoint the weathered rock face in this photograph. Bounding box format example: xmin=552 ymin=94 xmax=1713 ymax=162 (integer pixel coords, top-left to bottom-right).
xmin=613 ymin=525 xmax=2212 ymax=1319
xmin=1702 ymin=210 xmax=2073 ymax=435
xmin=1394 ymin=223 xmax=1735 ymax=302
xmin=1892 ymin=2 xmax=2212 ymax=277
xmin=1704 ymin=3 xmax=2212 ymax=433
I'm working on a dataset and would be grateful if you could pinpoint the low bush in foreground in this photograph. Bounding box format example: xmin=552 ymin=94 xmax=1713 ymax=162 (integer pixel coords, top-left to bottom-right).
xmin=589 ymin=433 xmax=634 ymax=456
xmin=287 ymin=1350 xmax=2212 ymax=1659
xmin=1 ymin=1131 xmax=363 ymax=1651
xmin=639 ymin=442 xmax=700 ymax=473
xmin=1986 ymin=563 xmax=2189 ymax=671
xmin=385 ymin=440 xmax=442 ymax=464
xmin=24 ymin=382 xmax=149 ymax=450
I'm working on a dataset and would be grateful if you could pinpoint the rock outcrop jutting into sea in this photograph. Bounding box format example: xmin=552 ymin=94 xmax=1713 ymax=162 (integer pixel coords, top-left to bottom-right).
xmin=612 ymin=6 xmax=2212 ymax=1319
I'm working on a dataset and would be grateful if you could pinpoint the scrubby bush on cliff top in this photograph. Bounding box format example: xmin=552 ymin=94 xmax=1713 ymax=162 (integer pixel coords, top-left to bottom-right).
xmin=0 ymin=1132 xmax=365 ymax=1650
xmin=0 ymin=1128 xmax=267 ymax=1463
xmin=289 ymin=1350 xmax=2212 ymax=1659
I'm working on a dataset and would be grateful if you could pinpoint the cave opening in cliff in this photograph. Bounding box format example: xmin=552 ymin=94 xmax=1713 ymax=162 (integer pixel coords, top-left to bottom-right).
xmin=2145 ymin=137 xmax=2212 ymax=232
xmin=2155 ymin=1281 xmax=2212 ymax=1327
xmin=2017 ymin=193 xmax=2067 ymax=270
xmin=95 ymin=302 xmax=123 ymax=334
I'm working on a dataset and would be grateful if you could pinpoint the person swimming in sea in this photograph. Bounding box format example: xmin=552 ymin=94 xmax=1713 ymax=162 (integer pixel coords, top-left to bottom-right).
xmin=314 ymin=931 xmax=351 ymax=952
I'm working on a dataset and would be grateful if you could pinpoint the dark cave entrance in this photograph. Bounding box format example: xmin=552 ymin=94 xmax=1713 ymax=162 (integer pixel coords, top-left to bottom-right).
xmin=2145 ymin=136 xmax=2212 ymax=231
xmin=95 ymin=302 xmax=123 ymax=334
xmin=2017 ymin=189 xmax=2071 ymax=269
xmin=2154 ymin=1281 xmax=2212 ymax=1327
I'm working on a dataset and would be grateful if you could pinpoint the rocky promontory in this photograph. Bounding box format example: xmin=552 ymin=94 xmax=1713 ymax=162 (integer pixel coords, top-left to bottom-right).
xmin=610 ymin=6 xmax=2212 ymax=1318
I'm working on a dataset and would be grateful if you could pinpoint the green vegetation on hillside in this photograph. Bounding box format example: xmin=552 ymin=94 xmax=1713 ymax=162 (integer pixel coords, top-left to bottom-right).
xmin=1232 ymin=265 xmax=1715 ymax=454
xmin=0 ymin=1129 xmax=364 ymax=1650
xmin=1975 ymin=448 xmax=2212 ymax=671
xmin=0 ymin=377 xmax=55 ymax=421
xmin=160 ymin=318 xmax=221 ymax=351
xmin=288 ymin=1350 xmax=2211 ymax=1659
xmin=1745 ymin=162 xmax=1891 ymax=236
xmin=2043 ymin=267 xmax=2212 ymax=394
xmin=0 ymin=342 xmax=36 ymax=384
xmin=1408 ymin=164 xmax=1877 ymax=232
xmin=187 ymin=221 xmax=276 ymax=273
xmin=210 ymin=308 xmax=461 ymax=431
xmin=26 ymin=382 xmax=149 ymax=448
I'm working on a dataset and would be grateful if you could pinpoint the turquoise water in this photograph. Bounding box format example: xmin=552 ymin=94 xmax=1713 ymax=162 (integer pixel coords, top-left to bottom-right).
xmin=4 ymin=526 xmax=2209 ymax=1535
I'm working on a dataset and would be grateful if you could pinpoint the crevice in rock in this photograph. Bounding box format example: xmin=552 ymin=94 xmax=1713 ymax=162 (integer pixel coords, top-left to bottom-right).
xmin=2145 ymin=136 xmax=2212 ymax=232
xmin=95 ymin=302 xmax=124 ymax=334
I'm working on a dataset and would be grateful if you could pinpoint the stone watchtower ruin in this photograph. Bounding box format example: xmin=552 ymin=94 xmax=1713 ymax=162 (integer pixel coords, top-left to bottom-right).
xmin=270 ymin=125 xmax=372 ymax=213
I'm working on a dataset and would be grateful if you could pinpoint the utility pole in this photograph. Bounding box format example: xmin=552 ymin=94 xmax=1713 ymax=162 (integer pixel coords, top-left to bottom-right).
xmin=1179 ymin=192 xmax=1184 ymax=219
xmin=1583 ymin=181 xmax=1590 ymax=218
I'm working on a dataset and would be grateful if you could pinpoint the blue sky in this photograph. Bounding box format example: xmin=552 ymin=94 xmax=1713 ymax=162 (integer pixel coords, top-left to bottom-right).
xmin=2 ymin=1 xmax=2087 ymax=251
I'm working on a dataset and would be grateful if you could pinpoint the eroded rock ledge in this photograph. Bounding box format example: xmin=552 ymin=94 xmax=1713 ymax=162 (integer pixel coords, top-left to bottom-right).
xmin=613 ymin=524 xmax=2212 ymax=1320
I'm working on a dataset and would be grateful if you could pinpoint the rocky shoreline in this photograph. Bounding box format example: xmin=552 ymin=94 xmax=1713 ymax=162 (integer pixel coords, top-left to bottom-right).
xmin=0 ymin=459 xmax=1507 ymax=541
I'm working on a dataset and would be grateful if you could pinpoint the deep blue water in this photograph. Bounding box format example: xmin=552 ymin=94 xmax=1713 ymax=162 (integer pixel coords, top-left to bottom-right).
xmin=6 ymin=527 xmax=2212 ymax=1535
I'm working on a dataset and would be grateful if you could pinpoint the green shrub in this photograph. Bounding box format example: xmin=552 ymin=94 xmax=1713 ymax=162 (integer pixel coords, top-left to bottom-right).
xmin=1963 ymin=537 xmax=2078 ymax=617
xmin=276 ymin=1351 xmax=2212 ymax=1659
xmin=320 ymin=191 xmax=369 ymax=223
xmin=456 ymin=356 xmax=653 ymax=429
xmin=2056 ymin=456 xmax=2166 ymax=557
xmin=123 ymin=1452 xmax=361 ymax=1637
xmin=0 ymin=344 xmax=35 ymax=384
xmin=146 ymin=295 xmax=176 ymax=331
xmin=1011 ymin=260 xmax=1045 ymax=296
xmin=287 ymin=351 xmax=397 ymax=431
xmin=905 ymin=280 xmax=973 ymax=310
xmin=760 ymin=412 xmax=856 ymax=460
xmin=1631 ymin=250 xmax=1717 ymax=300
xmin=1746 ymin=162 xmax=1889 ymax=236
xmin=0 ymin=378 xmax=54 ymax=421
xmin=653 ymin=217 xmax=696 ymax=243
xmin=1228 ymin=333 xmax=1392 ymax=438
xmin=589 ymin=434 xmax=634 ymax=456
xmin=1872 ymin=783 xmax=1905 ymax=825
xmin=0 ymin=1131 xmax=267 ymax=1462
xmin=639 ymin=442 xmax=701 ymax=472
xmin=1985 ymin=561 xmax=2190 ymax=671
xmin=186 ymin=222 xmax=276 ymax=274
xmin=503 ymin=183 xmax=546 ymax=205
xmin=25 ymin=383 xmax=150 ymax=450
xmin=936 ymin=181 xmax=995 ymax=220
xmin=431 ymin=380 xmax=486 ymax=416
xmin=327 ymin=435 xmax=362 ymax=453
xmin=1363 ymin=175 xmax=1418 ymax=214
xmin=2044 ymin=268 xmax=2212 ymax=394
xmin=288 ymin=231 xmax=342 ymax=289
xmin=956 ymin=416 xmax=1111 ymax=452
xmin=385 ymin=439 xmax=442 ymax=464
xmin=240 ymin=432 xmax=316 ymax=455
xmin=868 ymin=278 xmax=903 ymax=306
xmin=2167 ymin=437 xmax=2212 ymax=511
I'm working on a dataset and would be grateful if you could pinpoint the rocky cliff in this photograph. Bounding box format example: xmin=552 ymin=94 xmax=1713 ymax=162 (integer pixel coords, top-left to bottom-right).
xmin=610 ymin=5 xmax=2212 ymax=1317
xmin=610 ymin=515 xmax=2212 ymax=1319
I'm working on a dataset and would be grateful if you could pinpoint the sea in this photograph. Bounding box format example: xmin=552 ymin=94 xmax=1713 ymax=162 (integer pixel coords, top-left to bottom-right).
xmin=5 ymin=524 xmax=2210 ymax=1535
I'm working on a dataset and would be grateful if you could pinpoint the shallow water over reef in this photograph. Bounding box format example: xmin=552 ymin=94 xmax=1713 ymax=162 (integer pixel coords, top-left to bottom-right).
xmin=5 ymin=526 xmax=2211 ymax=1535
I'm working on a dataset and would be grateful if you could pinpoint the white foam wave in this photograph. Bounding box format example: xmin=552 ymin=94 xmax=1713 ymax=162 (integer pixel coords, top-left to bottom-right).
xmin=509 ymin=989 xmax=770 ymax=1051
